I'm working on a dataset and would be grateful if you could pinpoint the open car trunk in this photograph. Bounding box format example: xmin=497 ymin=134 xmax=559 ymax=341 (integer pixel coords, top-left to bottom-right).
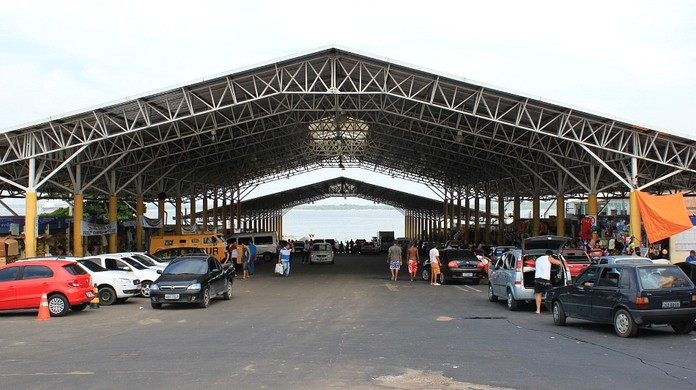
xmin=523 ymin=264 xmax=567 ymax=288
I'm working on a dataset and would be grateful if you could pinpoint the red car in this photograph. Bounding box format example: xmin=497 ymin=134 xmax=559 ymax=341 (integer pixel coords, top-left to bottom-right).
xmin=0 ymin=260 xmax=94 ymax=317
xmin=560 ymin=249 xmax=592 ymax=280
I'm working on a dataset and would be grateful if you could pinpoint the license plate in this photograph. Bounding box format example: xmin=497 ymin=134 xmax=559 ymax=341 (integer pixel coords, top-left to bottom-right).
xmin=462 ymin=273 xmax=473 ymax=277
xmin=662 ymin=301 xmax=680 ymax=309
xmin=86 ymin=291 xmax=94 ymax=298
xmin=164 ymin=294 xmax=180 ymax=300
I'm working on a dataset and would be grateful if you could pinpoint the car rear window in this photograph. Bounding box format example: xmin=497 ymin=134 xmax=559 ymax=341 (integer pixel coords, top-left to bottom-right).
xmin=63 ymin=263 xmax=88 ymax=275
xmin=637 ymin=267 xmax=694 ymax=289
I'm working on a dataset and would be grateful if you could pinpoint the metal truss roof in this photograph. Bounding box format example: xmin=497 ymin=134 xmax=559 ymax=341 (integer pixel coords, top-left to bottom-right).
xmin=205 ymin=177 xmax=450 ymax=220
xmin=1 ymin=46 xmax=695 ymax=214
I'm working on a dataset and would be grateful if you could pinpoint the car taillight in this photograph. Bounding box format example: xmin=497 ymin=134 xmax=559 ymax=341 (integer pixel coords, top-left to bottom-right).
xmin=635 ymin=296 xmax=650 ymax=310
xmin=692 ymin=294 xmax=696 ymax=307
xmin=67 ymin=279 xmax=81 ymax=287
xmin=476 ymin=262 xmax=483 ymax=268
xmin=516 ymin=255 xmax=522 ymax=272
xmin=447 ymin=261 xmax=458 ymax=268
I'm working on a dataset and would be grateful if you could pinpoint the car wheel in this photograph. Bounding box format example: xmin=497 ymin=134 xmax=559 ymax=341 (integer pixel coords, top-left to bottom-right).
xmin=614 ymin=308 xmax=638 ymax=337
xmin=223 ymin=282 xmax=232 ymax=300
xmin=47 ymin=294 xmax=70 ymax=317
xmin=151 ymin=301 xmax=162 ymax=309
xmin=438 ymin=273 xmax=446 ymax=285
xmin=506 ymin=289 xmax=519 ymax=311
xmin=471 ymin=278 xmax=481 ymax=285
xmin=70 ymin=303 xmax=88 ymax=312
xmin=671 ymin=321 xmax=695 ymax=334
xmin=488 ymin=283 xmax=498 ymax=302
xmin=140 ymin=281 xmax=153 ymax=298
xmin=422 ymin=268 xmax=430 ymax=282
xmin=262 ymin=253 xmax=272 ymax=262
xmin=199 ymin=288 xmax=211 ymax=308
xmin=552 ymin=301 xmax=567 ymax=326
xmin=98 ymin=286 xmax=117 ymax=306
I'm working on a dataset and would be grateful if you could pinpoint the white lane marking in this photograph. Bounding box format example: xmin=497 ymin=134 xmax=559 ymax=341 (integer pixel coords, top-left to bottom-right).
xmin=455 ymin=285 xmax=482 ymax=293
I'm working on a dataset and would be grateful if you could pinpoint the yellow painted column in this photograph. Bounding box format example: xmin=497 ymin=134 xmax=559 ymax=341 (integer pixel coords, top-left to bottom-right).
xmin=24 ymin=192 xmax=38 ymax=258
xmin=464 ymin=197 xmax=470 ymax=241
xmin=202 ymin=195 xmax=208 ymax=232
xmin=73 ymin=193 xmax=84 ymax=256
xmin=108 ymin=194 xmax=118 ymax=252
xmin=629 ymin=190 xmax=642 ymax=250
xmin=588 ymin=193 xmax=598 ymax=240
xmin=498 ymin=193 xmax=505 ymax=245
xmin=474 ymin=195 xmax=480 ymax=243
xmin=556 ymin=193 xmax=565 ymax=237
xmin=175 ymin=196 xmax=182 ymax=235
xmin=532 ymin=194 xmax=540 ymax=236
xmin=190 ymin=195 xmax=196 ymax=231
xmin=212 ymin=194 xmax=218 ymax=232
xmin=221 ymin=194 xmax=227 ymax=235
xmin=158 ymin=197 xmax=165 ymax=236
xmin=136 ymin=196 xmax=144 ymax=251
xmin=457 ymin=197 xmax=462 ymax=230
xmin=485 ymin=195 xmax=491 ymax=244
xmin=513 ymin=195 xmax=521 ymax=239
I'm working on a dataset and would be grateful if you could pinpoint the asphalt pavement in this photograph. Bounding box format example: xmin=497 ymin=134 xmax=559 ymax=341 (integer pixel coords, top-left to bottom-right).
xmin=1 ymin=253 xmax=695 ymax=390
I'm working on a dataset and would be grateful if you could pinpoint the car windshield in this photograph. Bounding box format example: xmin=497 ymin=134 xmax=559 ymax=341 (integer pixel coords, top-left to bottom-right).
xmin=78 ymin=259 xmax=107 ymax=272
xmin=120 ymin=257 xmax=146 ymax=270
xmin=313 ymin=243 xmax=332 ymax=251
xmin=131 ymin=254 xmax=157 ymax=266
xmin=637 ymin=267 xmax=694 ymax=289
xmin=164 ymin=260 xmax=208 ymax=275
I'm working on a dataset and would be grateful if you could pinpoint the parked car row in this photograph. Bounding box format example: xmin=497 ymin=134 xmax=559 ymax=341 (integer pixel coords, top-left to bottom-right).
xmin=0 ymin=251 xmax=236 ymax=316
xmin=483 ymin=235 xmax=696 ymax=337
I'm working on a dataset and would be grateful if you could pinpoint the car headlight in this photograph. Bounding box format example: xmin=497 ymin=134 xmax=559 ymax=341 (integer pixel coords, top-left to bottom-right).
xmin=150 ymin=284 xmax=160 ymax=291
xmin=187 ymin=283 xmax=201 ymax=291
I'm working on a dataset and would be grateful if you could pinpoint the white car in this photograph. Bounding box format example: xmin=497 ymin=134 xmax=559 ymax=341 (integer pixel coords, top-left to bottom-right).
xmin=84 ymin=255 xmax=160 ymax=297
xmin=310 ymin=243 xmax=335 ymax=264
xmin=16 ymin=256 xmax=141 ymax=305
xmin=75 ymin=259 xmax=141 ymax=305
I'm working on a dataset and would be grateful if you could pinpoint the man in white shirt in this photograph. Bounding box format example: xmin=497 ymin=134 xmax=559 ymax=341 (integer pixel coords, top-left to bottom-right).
xmin=534 ymin=250 xmax=561 ymax=314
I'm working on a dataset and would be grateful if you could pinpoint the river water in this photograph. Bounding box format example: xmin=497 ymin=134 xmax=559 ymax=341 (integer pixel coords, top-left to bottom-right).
xmin=282 ymin=208 xmax=404 ymax=242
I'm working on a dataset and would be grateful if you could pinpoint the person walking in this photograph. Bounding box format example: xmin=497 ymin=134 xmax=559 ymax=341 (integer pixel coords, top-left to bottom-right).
xmin=241 ymin=240 xmax=252 ymax=280
xmin=407 ymin=242 xmax=420 ymax=282
xmin=248 ymin=240 xmax=257 ymax=275
xmin=302 ymin=240 xmax=311 ymax=264
xmin=387 ymin=240 xmax=403 ymax=281
xmin=429 ymin=243 xmax=441 ymax=285
xmin=278 ymin=241 xmax=292 ymax=277
xmin=686 ymin=250 xmax=696 ymax=263
xmin=534 ymin=250 xmax=561 ymax=314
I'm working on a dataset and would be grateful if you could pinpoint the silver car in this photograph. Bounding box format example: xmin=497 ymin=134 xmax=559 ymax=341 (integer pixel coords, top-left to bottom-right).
xmin=488 ymin=235 xmax=572 ymax=311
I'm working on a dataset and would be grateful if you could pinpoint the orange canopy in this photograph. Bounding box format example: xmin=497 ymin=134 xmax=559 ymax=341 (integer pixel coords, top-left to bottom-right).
xmin=635 ymin=190 xmax=692 ymax=243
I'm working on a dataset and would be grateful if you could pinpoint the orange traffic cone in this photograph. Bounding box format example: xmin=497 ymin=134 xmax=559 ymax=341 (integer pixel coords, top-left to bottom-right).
xmin=37 ymin=293 xmax=50 ymax=320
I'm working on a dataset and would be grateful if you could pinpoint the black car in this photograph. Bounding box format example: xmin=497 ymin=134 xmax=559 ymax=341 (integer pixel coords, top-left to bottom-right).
xmin=149 ymin=255 xmax=234 ymax=309
xmin=546 ymin=263 xmax=696 ymax=337
xmin=421 ymin=249 xmax=484 ymax=285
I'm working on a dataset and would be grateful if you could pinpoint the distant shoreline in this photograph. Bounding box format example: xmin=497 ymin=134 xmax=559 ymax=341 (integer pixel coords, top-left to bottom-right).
xmin=293 ymin=204 xmax=396 ymax=211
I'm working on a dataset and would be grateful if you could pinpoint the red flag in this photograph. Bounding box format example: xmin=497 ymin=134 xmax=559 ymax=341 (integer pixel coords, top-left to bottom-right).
xmin=635 ymin=190 xmax=692 ymax=243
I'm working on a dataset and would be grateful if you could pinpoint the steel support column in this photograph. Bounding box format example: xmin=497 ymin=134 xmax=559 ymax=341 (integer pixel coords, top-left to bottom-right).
xmin=109 ymin=194 xmax=118 ymax=252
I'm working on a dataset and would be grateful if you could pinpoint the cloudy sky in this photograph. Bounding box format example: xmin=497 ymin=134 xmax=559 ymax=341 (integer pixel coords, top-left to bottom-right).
xmin=1 ymin=0 xmax=695 ymax=212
